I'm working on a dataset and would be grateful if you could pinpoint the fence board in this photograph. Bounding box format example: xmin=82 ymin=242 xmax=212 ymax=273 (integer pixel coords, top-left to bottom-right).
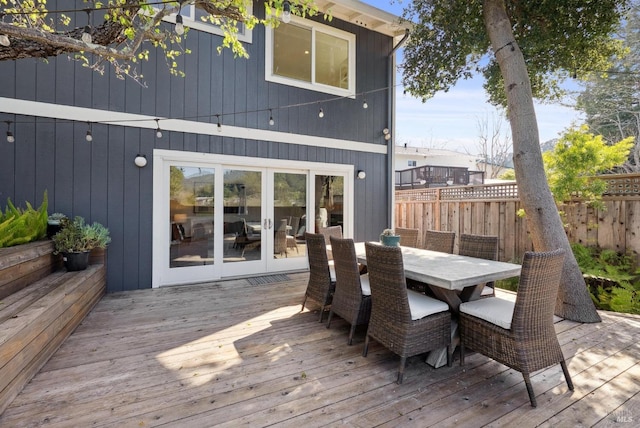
xmin=395 ymin=178 xmax=640 ymax=265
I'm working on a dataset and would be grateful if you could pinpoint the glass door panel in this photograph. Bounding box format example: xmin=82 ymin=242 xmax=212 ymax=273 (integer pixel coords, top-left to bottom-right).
xmin=169 ymin=166 xmax=215 ymax=269
xmin=314 ymin=174 xmax=344 ymax=232
xmin=223 ymin=169 xmax=263 ymax=265
xmin=272 ymin=172 xmax=307 ymax=262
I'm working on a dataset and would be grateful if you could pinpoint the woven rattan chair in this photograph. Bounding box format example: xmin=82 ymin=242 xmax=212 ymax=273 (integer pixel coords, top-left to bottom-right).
xmin=458 ymin=233 xmax=499 ymax=297
xmin=302 ymin=232 xmax=336 ymax=322
xmin=319 ymin=225 xmax=343 ymax=245
xmin=395 ymin=227 xmax=419 ymax=248
xmin=326 ymin=236 xmax=372 ymax=345
xmin=363 ymin=242 xmax=452 ymax=384
xmin=459 ymin=248 xmax=573 ymax=407
xmin=423 ymin=230 xmax=455 ymax=254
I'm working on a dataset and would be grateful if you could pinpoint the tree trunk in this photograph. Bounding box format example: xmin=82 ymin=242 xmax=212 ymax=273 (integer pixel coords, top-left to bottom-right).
xmin=482 ymin=0 xmax=600 ymax=322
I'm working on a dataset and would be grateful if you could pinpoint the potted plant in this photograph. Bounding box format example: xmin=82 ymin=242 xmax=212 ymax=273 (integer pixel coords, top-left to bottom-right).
xmin=47 ymin=212 xmax=67 ymax=238
xmin=52 ymin=216 xmax=111 ymax=271
xmin=380 ymin=228 xmax=401 ymax=247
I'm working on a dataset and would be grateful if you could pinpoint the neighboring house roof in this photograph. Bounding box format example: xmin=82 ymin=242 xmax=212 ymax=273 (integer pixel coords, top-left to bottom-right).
xmin=395 ymin=145 xmax=481 ymax=169
xmin=316 ymin=0 xmax=412 ymax=39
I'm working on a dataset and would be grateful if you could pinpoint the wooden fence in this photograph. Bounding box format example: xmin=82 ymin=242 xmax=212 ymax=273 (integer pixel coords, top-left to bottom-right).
xmin=395 ymin=174 xmax=640 ymax=264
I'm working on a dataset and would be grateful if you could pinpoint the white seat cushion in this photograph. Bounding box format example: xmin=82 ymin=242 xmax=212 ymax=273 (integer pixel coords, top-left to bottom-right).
xmin=459 ymin=297 xmax=515 ymax=330
xmin=481 ymin=285 xmax=495 ymax=296
xmin=359 ymin=274 xmax=371 ymax=296
xmin=406 ymin=290 xmax=449 ymax=320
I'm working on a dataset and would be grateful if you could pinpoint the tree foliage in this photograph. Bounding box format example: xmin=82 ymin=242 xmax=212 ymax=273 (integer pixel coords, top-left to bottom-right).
xmin=576 ymin=2 xmax=640 ymax=171
xmin=0 ymin=0 xmax=319 ymax=81
xmin=543 ymin=126 xmax=633 ymax=207
xmin=401 ymin=0 xmax=627 ymax=107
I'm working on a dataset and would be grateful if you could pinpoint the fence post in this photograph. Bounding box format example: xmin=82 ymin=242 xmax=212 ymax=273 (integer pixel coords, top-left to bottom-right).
xmin=435 ymin=188 xmax=442 ymax=230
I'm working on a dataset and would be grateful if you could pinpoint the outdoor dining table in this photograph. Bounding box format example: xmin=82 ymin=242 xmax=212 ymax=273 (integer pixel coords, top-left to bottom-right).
xmin=353 ymin=241 xmax=522 ymax=367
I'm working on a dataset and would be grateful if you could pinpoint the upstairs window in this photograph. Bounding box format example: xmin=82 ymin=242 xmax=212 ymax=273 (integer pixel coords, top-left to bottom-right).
xmin=161 ymin=4 xmax=252 ymax=43
xmin=408 ymin=160 xmax=417 ymax=167
xmin=266 ymin=18 xmax=355 ymax=97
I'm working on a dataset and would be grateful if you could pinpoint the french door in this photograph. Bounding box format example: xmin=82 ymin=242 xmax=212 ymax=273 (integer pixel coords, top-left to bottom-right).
xmin=152 ymin=151 xmax=353 ymax=287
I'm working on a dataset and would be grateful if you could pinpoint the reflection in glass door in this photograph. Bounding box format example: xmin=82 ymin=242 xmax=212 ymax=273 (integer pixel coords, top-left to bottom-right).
xmin=223 ymin=169 xmax=263 ymax=265
xmin=314 ymin=174 xmax=344 ymax=232
xmin=272 ymin=172 xmax=307 ymax=262
xmin=169 ymin=166 xmax=215 ymax=268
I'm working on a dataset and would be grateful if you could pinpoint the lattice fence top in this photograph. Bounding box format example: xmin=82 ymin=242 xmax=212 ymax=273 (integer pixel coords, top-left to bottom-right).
xmin=395 ymin=174 xmax=640 ymax=202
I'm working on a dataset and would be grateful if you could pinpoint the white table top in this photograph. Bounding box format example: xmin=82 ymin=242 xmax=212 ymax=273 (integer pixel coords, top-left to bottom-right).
xmin=353 ymin=242 xmax=521 ymax=291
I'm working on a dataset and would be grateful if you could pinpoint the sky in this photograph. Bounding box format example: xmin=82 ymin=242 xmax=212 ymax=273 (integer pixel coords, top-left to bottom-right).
xmin=364 ymin=0 xmax=584 ymax=154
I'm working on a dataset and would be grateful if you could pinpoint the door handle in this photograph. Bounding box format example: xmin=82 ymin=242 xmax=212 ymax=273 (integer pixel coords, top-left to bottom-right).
xmin=268 ymin=219 xmax=273 ymax=229
xmin=263 ymin=218 xmax=268 ymax=229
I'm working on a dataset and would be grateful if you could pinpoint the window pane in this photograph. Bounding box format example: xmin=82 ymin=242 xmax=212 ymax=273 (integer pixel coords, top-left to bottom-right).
xmin=315 ymin=32 xmax=349 ymax=89
xmin=273 ymin=23 xmax=311 ymax=82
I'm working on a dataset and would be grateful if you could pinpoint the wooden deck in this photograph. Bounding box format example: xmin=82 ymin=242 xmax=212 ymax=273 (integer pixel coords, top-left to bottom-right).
xmin=1 ymin=273 xmax=638 ymax=427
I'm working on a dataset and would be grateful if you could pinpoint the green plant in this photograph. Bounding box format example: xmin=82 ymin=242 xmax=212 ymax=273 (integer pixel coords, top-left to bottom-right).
xmin=571 ymin=243 xmax=640 ymax=314
xmin=47 ymin=212 xmax=67 ymax=223
xmin=381 ymin=228 xmax=396 ymax=236
xmin=0 ymin=191 xmax=48 ymax=248
xmin=51 ymin=217 xmax=111 ymax=254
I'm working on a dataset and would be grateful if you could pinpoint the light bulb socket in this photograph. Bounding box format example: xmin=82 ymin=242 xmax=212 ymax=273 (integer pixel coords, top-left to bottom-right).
xmin=282 ymin=1 xmax=291 ymax=23
xmin=6 ymin=131 xmax=14 ymax=143
xmin=155 ymin=119 xmax=162 ymax=138
xmin=85 ymin=131 xmax=93 ymax=142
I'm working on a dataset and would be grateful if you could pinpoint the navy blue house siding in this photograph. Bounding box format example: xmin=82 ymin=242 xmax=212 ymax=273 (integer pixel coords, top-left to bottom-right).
xmin=0 ymin=1 xmax=395 ymax=292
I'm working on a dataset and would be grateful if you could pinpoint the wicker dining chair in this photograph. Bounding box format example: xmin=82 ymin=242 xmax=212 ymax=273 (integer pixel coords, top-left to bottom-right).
xmin=363 ymin=242 xmax=452 ymax=384
xmin=423 ymin=230 xmax=455 ymax=254
xmin=395 ymin=227 xmax=420 ymax=248
xmin=319 ymin=225 xmax=343 ymax=245
xmin=459 ymin=248 xmax=573 ymax=407
xmin=326 ymin=236 xmax=372 ymax=345
xmin=458 ymin=233 xmax=499 ymax=297
xmin=302 ymin=232 xmax=336 ymax=322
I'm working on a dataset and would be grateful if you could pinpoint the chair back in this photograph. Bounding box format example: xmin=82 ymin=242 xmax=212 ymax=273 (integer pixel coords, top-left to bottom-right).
xmin=305 ymin=232 xmax=333 ymax=299
xmin=290 ymin=216 xmax=300 ymax=237
xmin=395 ymin=227 xmax=419 ymax=248
xmin=331 ymin=236 xmax=365 ymax=305
xmin=459 ymin=234 xmax=498 ymax=260
xmin=512 ymin=249 xmax=565 ymax=336
xmin=364 ymin=242 xmax=412 ymax=323
xmin=319 ymin=225 xmax=343 ymax=245
xmin=423 ymin=230 xmax=455 ymax=253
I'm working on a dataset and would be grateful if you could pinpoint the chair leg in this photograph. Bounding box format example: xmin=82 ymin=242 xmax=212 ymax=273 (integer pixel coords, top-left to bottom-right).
xmin=347 ymin=324 xmax=356 ymax=345
xmin=301 ymin=296 xmax=307 ymax=313
xmin=460 ymin=342 xmax=465 ymax=366
xmin=523 ymin=373 xmax=537 ymax=407
xmin=560 ymin=360 xmax=574 ymax=391
xmin=318 ymin=305 xmax=325 ymax=323
xmin=362 ymin=335 xmax=370 ymax=357
xmin=397 ymin=356 xmax=407 ymax=384
xmin=326 ymin=310 xmax=334 ymax=329
xmin=447 ymin=344 xmax=453 ymax=367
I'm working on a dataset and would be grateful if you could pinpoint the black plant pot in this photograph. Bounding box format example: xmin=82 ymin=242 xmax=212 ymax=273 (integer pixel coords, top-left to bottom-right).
xmin=62 ymin=251 xmax=90 ymax=271
xmin=47 ymin=222 xmax=62 ymax=238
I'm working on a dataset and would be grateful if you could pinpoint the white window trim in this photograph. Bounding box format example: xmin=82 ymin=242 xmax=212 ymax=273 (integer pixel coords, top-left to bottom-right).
xmin=162 ymin=4 xmax=253 ymax=44
xmin=265 ymin=16 xmax=356 ymax=98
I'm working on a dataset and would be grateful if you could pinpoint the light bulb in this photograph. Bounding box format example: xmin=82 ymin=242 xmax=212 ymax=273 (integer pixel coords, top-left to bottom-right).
xmin=318 ymin=108 xmax=324 ymax=118
xmin=82 ymin=26 xmax=92 ymax=44
xmin=282 ymin=1 xmax=291 ymax=23
xmin=0 ymin=34 xmax=10 ymax=47
xmin=156 ymin=129 xmax=163 ymax=138
xmin=362 ymin=100 xmax=368 ymax=109
xmin=217 ymin=122 xmax=222 ymax=132
xmin=175 ymin=14 xmax=185 ymax=35
xmin=6 ymin=131 xmax=14 ymax=143
xmin=134 ymin=154 xmax=147 ymax=168
xmin=85 ymin=130 xmax=93 ymax=142
xmin=269 ymin=116 xmax=275 ymax=126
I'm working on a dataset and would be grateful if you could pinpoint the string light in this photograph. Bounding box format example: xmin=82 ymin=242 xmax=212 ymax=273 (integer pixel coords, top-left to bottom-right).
xmin=85 ymin=122 xmax=93 ymax=142
xmin=269 ymin=109 xmax=275 ymax=126
xmin=175 ymin=2 xmax=185 ymax=36
xmin=282 ymin=0 xmax=291 ymax=24
xmin=155 ymin=118 xmax=162 ymax=138
xmin=318 ymin=108 xmax=324 ymax=118
xmin=362 ymin=99 xmax=368 ymax=109
xmin=216 ymin=114 xmax=222 ymax=132
xmin=81 ymin=9 xmax=92 ymax=44
xmin=5 ymin=121 xmax=14 ymax=143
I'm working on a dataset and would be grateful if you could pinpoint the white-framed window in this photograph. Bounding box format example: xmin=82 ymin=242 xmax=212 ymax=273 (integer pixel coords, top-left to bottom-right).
xmin=162 ymin=4 xmax=252 ymax=44
xmin=265 ymin=16 xmax=356 ymax=97
xmin=408 ymin=160 xmax=417 ymax=167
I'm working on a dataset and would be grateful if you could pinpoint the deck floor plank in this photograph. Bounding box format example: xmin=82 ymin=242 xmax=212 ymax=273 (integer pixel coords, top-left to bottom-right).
xmin=1 ymin=276 xmax=639 ymax=427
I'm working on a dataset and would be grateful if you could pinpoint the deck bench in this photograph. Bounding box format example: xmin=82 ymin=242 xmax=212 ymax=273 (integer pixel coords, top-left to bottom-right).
xmin=0 ymin=241 xmax=106 ymax=415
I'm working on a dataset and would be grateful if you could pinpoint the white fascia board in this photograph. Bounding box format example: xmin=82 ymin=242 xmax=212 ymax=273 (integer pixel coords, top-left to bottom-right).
xmin=1 ymin=97 xmax=386 ymax=155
